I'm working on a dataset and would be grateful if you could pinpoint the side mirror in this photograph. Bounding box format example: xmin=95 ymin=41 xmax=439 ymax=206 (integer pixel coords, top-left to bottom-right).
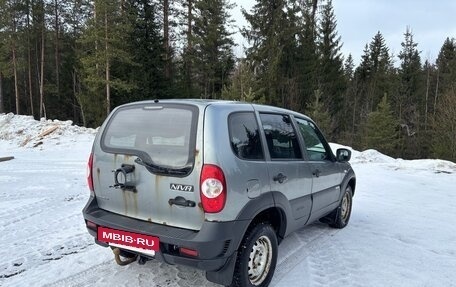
xmin=336 ymin=148 xmax=351 ymax=162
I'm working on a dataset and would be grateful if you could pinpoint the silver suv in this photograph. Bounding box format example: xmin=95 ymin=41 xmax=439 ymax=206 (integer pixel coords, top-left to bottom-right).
xmin=83 ymin=100 xmax=355 ymax=287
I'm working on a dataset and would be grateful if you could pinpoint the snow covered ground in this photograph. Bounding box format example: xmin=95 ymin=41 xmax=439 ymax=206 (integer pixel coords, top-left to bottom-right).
xmin=1 ymin=113 xmax=456 ymax=287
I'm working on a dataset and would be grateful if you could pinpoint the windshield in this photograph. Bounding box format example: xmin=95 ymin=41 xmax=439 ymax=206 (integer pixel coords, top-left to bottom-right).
xmin=101 ymin=104 xmax=198 ymax=171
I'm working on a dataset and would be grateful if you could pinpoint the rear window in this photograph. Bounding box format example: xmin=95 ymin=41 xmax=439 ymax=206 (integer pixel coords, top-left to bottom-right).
xmin=101 ymin=104 xmax=198 ymax=170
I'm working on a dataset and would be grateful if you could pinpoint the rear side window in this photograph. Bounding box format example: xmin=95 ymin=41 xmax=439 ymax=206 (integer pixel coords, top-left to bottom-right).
xmin=102 ymin=104 xmax=198 ymax=169
xmin=260 ymin=113 xmax=302 ymax=159
xmin=229 ymin=112 xmax=264 ymax=160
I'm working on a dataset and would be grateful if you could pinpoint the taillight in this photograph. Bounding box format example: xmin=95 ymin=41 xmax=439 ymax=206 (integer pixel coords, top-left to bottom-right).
xmin=87 ymin=153 xmax=94 ymax=192
xmin=200 ymin=164 xmax=226 ymax=213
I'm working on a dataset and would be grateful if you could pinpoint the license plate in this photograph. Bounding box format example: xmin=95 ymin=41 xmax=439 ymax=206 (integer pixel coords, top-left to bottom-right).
xmin=98 ymin=226 xmax=159 ymax=256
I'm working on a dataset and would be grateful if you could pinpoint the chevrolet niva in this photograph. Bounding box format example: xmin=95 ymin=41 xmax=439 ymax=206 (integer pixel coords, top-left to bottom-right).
xmin=83 ymin=100 xmax=355 ymax=287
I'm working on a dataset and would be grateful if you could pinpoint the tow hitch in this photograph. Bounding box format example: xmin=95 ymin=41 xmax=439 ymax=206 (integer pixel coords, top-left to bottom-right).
xmin=112 ymin=248 xmax=138 ymax=266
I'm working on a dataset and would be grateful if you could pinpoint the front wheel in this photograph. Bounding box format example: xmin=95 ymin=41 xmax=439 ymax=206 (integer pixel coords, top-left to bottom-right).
xmin=329 ymin=186 xmax=353 ymax=229
xmin=231 ymin=223 xmax=278 ymax=287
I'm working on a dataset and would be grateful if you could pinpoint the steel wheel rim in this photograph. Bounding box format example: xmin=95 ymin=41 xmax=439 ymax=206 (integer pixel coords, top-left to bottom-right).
xmin=248 ymin=235 xmax=273 ymax=285
xmin=341 ymin=191 xmax=351 ymax=221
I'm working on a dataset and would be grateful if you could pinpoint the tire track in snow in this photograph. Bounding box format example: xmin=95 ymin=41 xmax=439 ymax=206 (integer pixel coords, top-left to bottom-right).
xmin=306 ymin=236 xmax=361 ymax=287
xmin=271 ymin=224 xmax=340 ymax=286
xmin=43 ymin=224 xmax=346 ymax=287
xmin=0 ymin=233 xmax=94 ymax=281
xmin=272 ymin=224 xmax=364 ymax=287
xmin=43 ymin=259 xmax=220 ymax=287
xmin=0 ymin=198 xmax=53 ymax=229
xmin=42 ymin=260 xmax=114 ymax=287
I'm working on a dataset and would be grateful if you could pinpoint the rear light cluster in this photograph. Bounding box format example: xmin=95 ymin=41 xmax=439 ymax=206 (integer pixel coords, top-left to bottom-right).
xmin=87 ymin=153 xmax=94 ymax=193
xmin=200 ymin=164 xmax=226 ymax=213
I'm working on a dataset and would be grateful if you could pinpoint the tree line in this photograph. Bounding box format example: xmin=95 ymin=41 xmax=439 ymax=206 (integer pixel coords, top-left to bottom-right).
xmin=0 ymin=0 xmax=455 ymax=162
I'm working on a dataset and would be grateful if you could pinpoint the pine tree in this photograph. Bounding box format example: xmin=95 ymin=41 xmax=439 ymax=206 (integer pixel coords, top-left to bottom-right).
xmin=179 ymin=0 xmax=196 ymax=97
xmin=78 ymin=0 xmax=135 ymax=127
xmin=363 ymin=95 xmax=398 ymax=156
xmin=0 ymin=0 xmax=24 ymax=115
xmin=0 ymin=0 xmax=12 ymax=113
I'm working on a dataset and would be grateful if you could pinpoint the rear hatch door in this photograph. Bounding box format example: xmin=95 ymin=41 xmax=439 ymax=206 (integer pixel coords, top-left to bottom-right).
xmin=92 ymin=102 xmax=204 ymax=230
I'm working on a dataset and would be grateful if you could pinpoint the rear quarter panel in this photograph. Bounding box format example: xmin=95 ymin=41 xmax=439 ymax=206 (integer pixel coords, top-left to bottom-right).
xmin=202 ymin=103 xmax=271 ymax=222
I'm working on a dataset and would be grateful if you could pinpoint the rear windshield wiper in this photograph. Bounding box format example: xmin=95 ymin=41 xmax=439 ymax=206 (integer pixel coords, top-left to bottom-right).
xmin=134 ymin=157 xmax=189 ymax=176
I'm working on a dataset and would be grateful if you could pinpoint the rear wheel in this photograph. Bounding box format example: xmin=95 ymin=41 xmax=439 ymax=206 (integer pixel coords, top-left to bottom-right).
xmin=231 ymin=223 xmax=278 ymax=287
xmin=328 ymin=186 xmax=353 ymax=229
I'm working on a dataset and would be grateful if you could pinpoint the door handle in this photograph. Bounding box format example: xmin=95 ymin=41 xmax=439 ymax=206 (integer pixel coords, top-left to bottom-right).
xmin=273 ymin=173 xmax=287 ymax=184
xmin=313 ymin=169 xmax=321 ymax=178
xmin=169 ymin=196 xmax=196 ymax=207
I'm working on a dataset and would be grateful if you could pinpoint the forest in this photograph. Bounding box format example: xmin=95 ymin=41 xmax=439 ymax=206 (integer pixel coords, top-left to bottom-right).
xmin=0 ymin=0 xmax=455 ymax=162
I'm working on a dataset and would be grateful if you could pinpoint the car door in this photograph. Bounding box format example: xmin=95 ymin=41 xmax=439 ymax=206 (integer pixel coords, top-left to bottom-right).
xmin=258 ymin=113 xmax=313 ymax=221
xmin=294 ymin=117 xmax=342 ymax=215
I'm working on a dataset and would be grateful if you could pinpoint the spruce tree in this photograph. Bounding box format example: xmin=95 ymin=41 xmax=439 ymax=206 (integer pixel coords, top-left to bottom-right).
xmin=316 ymin=0 xmax=345 ymax=134
xmin=124 ymin=0 xmax=167 ymax=101
xmin=242 ymin=0 xmax=288 ymax=105
xmin=432 ymin=88 xmax=456 ymax=162
xmin=344 ymin=54 xmax=354 ymax=81
xmin=363 ymin=95 xmax=398 ymax=156
xmin=397 ymin=27 xmax=422 ymax=158
xmin=307 ymin=89 xmax=332 ymax=136
xmin=192 ymin=0 xmax=235 ymax=99
xmin=296 ymin=0 xmax=319 ymax=112
xmin=367 ymin=31 xmax=394 ymax=113
xmin=435 ymin=37 xmax=456 ymax=99
xmin=432 ymin=38 xmax=456 ymax=162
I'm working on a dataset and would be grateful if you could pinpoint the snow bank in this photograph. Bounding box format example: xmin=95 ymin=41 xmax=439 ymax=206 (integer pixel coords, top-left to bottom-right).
xmin=1 ymin=113 xmax=454 ymax=173
xmin=0 ymin=113 xmax=97 ymax=152
xmin=330 ymin=143 xmax=456 ymax=173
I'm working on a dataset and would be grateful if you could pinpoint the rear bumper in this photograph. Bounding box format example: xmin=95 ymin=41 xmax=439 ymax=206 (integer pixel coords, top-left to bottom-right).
xmin=82 ymin=195 xmax=248 ymax=272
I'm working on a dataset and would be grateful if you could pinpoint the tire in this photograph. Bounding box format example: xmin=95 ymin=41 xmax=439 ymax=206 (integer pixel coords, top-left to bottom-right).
xmin=328 ymin=186 xmax=353 ymax=229
xmin=231 ymin=223 xmax=278 ymax=287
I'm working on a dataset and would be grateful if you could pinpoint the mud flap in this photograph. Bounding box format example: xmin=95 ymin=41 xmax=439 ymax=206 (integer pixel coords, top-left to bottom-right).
xmin=319 ymin=206 xmax=339 ymax=224
xmin=205 ymin=251 xmax=237 ymax=286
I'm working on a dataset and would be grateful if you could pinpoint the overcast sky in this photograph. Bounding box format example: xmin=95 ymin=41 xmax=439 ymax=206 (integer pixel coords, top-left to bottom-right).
xmin=231 ymin=0 xmax=456 ymax=65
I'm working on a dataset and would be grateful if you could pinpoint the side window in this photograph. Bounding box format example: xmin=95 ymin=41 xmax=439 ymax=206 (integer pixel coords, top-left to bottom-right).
xmin=229 ymin=112 xmax=264 ymax=160
xmin=295 ymin=118 xmax=330 ymax=161
xmin=259 ymin=113 xmax=302 ymax=159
